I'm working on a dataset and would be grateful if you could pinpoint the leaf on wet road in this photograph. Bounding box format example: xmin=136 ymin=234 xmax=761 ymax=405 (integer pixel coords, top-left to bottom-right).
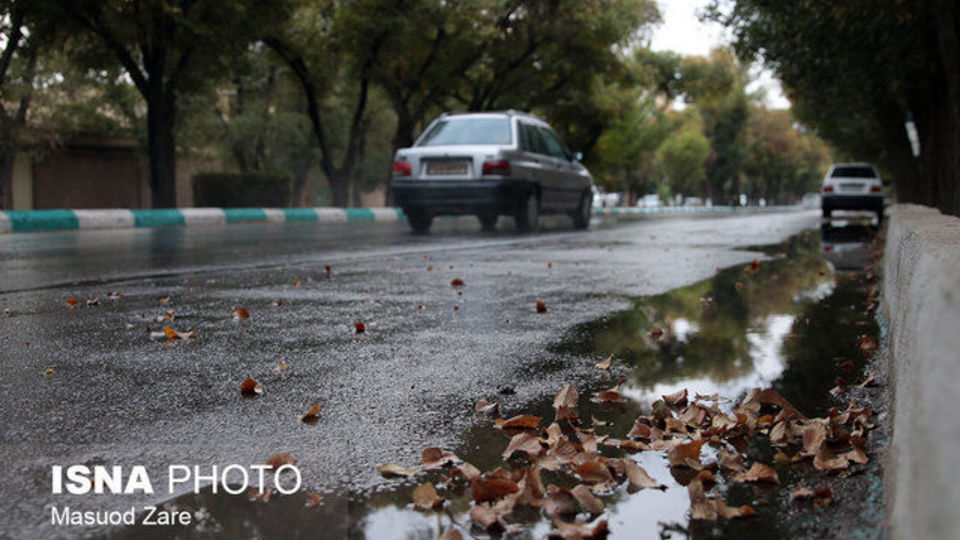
xmin=354 ymin=321 xmax=366 ymax=334
xmin=475 ymin=398 xmax=499 ymax=414
xmin=591 ymin=379 xmax=625 ymax=404
xmin=553 ymin=384 xmax=580 ymax=422
xmin=495 ymin=415 xmax=542 ymax=430
xmin=624 ymin=459 xmax=664 ymax=490
xmin=412 ymin=482 xmax=445 ymax=510
xmin=377 ymin=463 xmax=420 ymax=478
xmin=536 ymin=298 xmax=548 ymax=313
xmin=732 ymin=462 xmax=779 ymax=484
xmin=668 ymin=440 xmax=706 ymax=469
xmin=450 ymin=278 xmax=465 ymax=287
xmin=503 ymin=432 xmax=545 ymax=459
xmin=594 ymin=355 xmax=612 ymax=370
xmin=422 ymin=447 xmax=460 ymax=469
xmin=471 ymin=476 xmax=520 ymax=502
xmin=547 ymin=518 xmax=609 ymax=540
xmin=66 ymin=297 xmax=79 ymax=309
xmin=240 ymin=377 xmax=263 ymax=397
xmin=265 ymin=452 xmax=296 ymax=468
xmin=301 ymin=401 xmax=322 ymax=423
xmin=570 ymin=484 xmax=604 ymax=514
xmin=305 ymin=492 xmax=323 ymax=508
xmin=232 ymin=307 xmax=250 ymax=320
xmin=662 ymin=388 xmax=688 ymax=407
xmin=163 ymin=326 xmax=196 ymax=341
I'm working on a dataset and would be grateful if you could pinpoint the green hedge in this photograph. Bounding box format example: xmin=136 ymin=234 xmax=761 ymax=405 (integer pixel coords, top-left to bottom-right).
xmin=192 ymin=172 xmax=292 ymax=207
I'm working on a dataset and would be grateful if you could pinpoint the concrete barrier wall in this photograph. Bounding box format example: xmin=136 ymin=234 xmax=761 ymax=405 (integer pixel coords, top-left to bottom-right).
xmin=883 ymin=204 xmax=960 ymax=539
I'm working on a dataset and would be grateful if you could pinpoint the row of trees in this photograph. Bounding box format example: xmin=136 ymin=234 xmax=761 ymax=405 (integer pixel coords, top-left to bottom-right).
xmin=708 ymin=0 xmax=960 ymax=217
xmin=2 ymin=0 xmax=830 ymax=209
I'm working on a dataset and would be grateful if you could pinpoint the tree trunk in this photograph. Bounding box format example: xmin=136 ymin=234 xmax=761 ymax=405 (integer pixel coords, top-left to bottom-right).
xmin=328 ymin=171 xmax=350 ymax=208
xmin=933 ymin=0 xmax=960 ymax=216
xmin=880 ymin=102 xmax=925 ymax=205
xmin=146 ymin=89 xmax=178 ymax=208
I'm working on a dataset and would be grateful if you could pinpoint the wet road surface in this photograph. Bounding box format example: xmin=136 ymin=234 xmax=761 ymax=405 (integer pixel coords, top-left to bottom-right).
xmin=0 ymin=210 xmax=880 ymax=539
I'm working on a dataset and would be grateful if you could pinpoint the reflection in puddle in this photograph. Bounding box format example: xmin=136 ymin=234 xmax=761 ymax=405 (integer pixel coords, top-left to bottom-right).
xmin=105 ymin=229 xmax=879 ymax=540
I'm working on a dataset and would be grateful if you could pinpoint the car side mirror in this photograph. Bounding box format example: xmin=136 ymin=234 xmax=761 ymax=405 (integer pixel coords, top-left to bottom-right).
xmin=573 ymin=151 xmax=583 ymax=162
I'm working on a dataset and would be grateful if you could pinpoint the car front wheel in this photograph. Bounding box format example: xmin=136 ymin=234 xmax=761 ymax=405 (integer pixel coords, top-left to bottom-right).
xmin=515 ymin=191 xmax=539 ymax=232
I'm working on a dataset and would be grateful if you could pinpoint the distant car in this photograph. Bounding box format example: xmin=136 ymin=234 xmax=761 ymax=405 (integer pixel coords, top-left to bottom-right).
xmin=390 ymin=111 xmax=594 ymax=233
xmin=637 ymin=194 xmax=662 ymax=208
xmin=592 ymin=187 xmax=620 ymax=208
xmin=820 ymin=162 xmax=884 ymax=220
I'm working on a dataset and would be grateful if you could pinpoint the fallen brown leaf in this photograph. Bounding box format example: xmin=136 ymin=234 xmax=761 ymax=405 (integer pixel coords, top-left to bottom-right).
xmin=547 ymin=518 xmax=609 ymax=540
xmin=354 ymin=321 xmax=366 ymax=334
xmin=301 ymin=401 xmax=322 ymax=423
xmin=422 ymin=447 xmax=459 ymax=469
xmin=649 ymin=326 xmax=664 ymax=339
xmin=412 ymin=482 xmax=445 ymax=511
xmin=536 ymin=298 xmax=548 ymax=313
xmin=668 ymin=440 xmax=706 ymax=469
xmin=437 ymin=529 xmax=463 ymax=540
xmin=732 ymin=462 xmax=779 ymax=484
xmin=570 ymin=484 xmax=604 ymax=514
xmin=495 ymin=414 xmax=542 ymax=430
xmin=241 ymin=377 xmax=263 ymax=397
xmin=542 ymin=486 xmax=578 ymax=517
xmin=305 ymin=492 xmax=323 ymax=508
xmin=572 ymin=460 xmax=614 ymax=485
xmin=232 ymin=307 xmax=251 ymax=320
xmin=163 ymin=326 xmax=196 ymax=341
xmin=624 ymin=459 xmax=663 ymax=490
xmin=503 ymin=432 xmax=545 ymax=459
xmin=471 ymin=476 xmax=520 ymax=502
xmin=377 ymin=463 xmax=420 ymax=478
xmin=450 ymin=278 xmax=465 ymax=287
xmin=813 ymin=445 xmax=850 ymax=472
xmin=662 ymin=388 xmax=688 ymax=407
xmin=475 ymin=398 xmax=499 ymax=414
xmin=266 ymin=452 xmax=296 ymax=468
xmin=594 ymin=355 xmax=612 ymax=370
xmin=158 ymin=296 xmax=171 ymax=305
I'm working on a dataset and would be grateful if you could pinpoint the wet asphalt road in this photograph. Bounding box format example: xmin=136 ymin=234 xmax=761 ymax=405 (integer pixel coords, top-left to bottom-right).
xmin=0 ymin=210 xmax=821 ymax=539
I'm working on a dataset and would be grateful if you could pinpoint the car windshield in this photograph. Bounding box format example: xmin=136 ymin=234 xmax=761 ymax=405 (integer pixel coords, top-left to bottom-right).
xmin=416 ymin=118 xmax=512 ymax=146
xmin=831 ymin=166 xmax=876 ymax=178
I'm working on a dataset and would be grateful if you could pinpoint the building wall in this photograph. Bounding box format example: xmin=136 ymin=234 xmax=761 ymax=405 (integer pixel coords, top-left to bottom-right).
xmin=30 ymin=138 xmax=146 ymax=209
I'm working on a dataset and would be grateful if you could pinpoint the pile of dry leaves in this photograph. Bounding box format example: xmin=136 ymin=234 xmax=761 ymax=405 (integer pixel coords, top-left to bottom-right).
xmin=380 ymin=383 xmax=874 ymax=539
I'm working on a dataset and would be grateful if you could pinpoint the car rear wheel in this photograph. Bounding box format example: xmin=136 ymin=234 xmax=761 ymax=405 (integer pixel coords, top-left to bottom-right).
xmin=515 ymin=191 xmax=539 ymax=233
xmin=478 ymin=212 xmax=498 ymax=232
xmin=572 ymin=189 xmax=592 ymax=230
xmin=406 ymin=210 xmax=433 ymax=234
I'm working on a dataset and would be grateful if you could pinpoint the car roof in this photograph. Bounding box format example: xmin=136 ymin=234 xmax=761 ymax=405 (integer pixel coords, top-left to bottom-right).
xmin=440 ymin=110 xmax=545 ymax=123
xmin=829 ymin=162 xmax=877 ymax=168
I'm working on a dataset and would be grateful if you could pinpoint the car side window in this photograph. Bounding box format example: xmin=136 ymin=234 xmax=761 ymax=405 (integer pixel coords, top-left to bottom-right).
xmin=520 ymin=123 xmax=548 ymax=155
xmin=538 ymin=127 xmax=571 ymax=160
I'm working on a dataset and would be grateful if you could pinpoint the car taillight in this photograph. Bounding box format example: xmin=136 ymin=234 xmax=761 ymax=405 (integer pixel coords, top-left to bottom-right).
xmin=822 ymin=185 xmax=834 ymax=192
xmin=482 ymin=160 xmax=511 ymax=176
xmin=870 ymin=185 xmax=883 ymax=192
xmin=392 ymin=161 xmax=412 ymax=177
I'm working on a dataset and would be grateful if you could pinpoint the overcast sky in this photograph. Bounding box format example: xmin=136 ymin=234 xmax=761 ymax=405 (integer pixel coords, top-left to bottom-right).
xmin=649 ymin=0 xmax=790 ymax=109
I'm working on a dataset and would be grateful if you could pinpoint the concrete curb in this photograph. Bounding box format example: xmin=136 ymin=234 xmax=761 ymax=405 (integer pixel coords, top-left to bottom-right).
xmin=0 ymin=205 xmax=801 ymax=234
xmin=883 ymin=204 xmax=960 ymax=539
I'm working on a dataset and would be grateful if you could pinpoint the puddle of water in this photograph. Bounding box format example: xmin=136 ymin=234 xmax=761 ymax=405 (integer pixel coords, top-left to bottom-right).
xmin=103 ymin=226 xmax=880 ymax=540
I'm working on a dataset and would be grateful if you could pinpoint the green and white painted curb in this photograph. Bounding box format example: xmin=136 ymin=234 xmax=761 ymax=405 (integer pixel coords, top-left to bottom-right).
xmin=0 ymin=205 xmax=802 ymax=234
xmin=0 ymin=207 xmax=404 ymax=234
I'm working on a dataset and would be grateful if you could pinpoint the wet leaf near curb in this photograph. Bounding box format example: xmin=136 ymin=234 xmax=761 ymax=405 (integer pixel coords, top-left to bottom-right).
xmin=377 ymin=463 xmax=420 ymax=478
xmin=301 ymin=401 xmax=322 ymax=423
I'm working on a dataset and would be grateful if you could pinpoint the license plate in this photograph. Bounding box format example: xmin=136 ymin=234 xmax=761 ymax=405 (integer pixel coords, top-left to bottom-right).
xmin=839 ymin=183 xmax=863 ymax=192
xmin=426 ymin=161 xmax=468 ymax=175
